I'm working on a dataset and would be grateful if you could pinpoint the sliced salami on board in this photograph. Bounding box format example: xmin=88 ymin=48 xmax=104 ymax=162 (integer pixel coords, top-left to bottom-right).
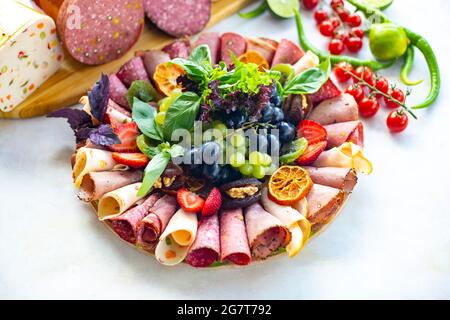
xmin=246 ymin=37 xmax=278 ymax=66
xmin=220 ymin=32 xmax=247 ymax=66
xmin=116 ymin=57 xmax=150 ymax=87
xmin=308 ymin=79 xmax=342 ymax=106
xmin=193 ymin=32 xmax=221 ymax=65
xmin=162 ymin=40 xmax=191 ymax=59
xmin=271 ymin=39 xmax=304 ymax=67
xmin=220 ymin=209 xmax=252 ymax=266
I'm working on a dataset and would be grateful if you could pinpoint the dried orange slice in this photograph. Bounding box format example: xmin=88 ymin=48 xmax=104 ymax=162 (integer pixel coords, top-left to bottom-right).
xmin=238 ymin=50 xmax=270 ymax=70
xmin=268 ymin=166 xmax=312 ymax=205
xmin=153 ymin=62 xmax=185 ymax=96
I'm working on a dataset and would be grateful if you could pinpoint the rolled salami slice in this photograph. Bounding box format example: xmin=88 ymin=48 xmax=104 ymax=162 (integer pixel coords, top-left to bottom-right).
xmin=97 ymin=183 xmax=143 ymax=220
xmin=109 ymin=192 xmax=162 ymax=244
xmin=244 ymin=203 xmax=290 ymax=260
xmin=162 ymin=40 xmax=191 ymax=59
xmin=139 ymin=50 xmax=171 ymax=79
xmin=303 ymin=167 xmax=357 ymax=193
xmin=154 ymin=208 xmax=198 ymax=266
xmin=144 ymin=0 xmax=211 ymax=37
xmin=193 ymin=32 xmax=221 ymax=65
xmin=324 ymin=121 xmax=364 ymax=149
xmin=271 ymin=39 xmax=304 ymax=67
xmin=57 ymin=0 xmax=144 ymax=65
xmin=305 ymin=184 xmax=344 ymax=231
xmin=116 ymin=57 xmax=150 ymax=87
xmin=308 ymin=79 xmax=342 ymax=106
xmin=220 ymin=32 xmax=247 ymax=66
xmin=72 ymin=147 xmax=117 ymax=188
xmin=136 ymin=195 xmax=178 ymax=250
xmin=220 ymin=209 xmax=251 ymax=266
xmin=77 ymin=170 xmax=143 ymax=202
xmin=308 ymin=94 xmax=359 ymax=125
xmin=246 ymin=37 xmax=278 ymax=65
xmin=185 ymin=213 xmax=220 ymax=268
xmin=108 ymin=74 xmax=130 ymax=109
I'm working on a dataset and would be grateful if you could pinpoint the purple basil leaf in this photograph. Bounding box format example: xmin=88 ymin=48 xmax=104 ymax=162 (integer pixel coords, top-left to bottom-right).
xmin=89 ymin=124 xmax=121 ymax=146
xmin=47 ymin=108 xmax=92 ymax=130
xmin=76 ymin=127 xmax=94 ymax=143
xmin=88 ymin=74 xmax=110 ymax=122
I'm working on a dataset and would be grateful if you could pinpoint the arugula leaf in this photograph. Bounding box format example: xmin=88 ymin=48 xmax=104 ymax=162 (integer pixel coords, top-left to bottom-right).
xmin=126 ymin=80 xmax=158 ymax=106
xmin=88 ymin=74 xmax=109 ymax=122
xmin=132 ymin=97 xmax=163 ymax=142
xmin=188 ymin=45 xmax=212 ymax=68
xmin=162 ymin=92 xmax=201 ymax=141
xmin=138 ymin=152 xmax=171 ymax=197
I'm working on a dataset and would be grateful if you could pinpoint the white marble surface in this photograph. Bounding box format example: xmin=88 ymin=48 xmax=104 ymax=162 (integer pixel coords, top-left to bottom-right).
xmin=1 ymin=0 xmax=449 ymax=299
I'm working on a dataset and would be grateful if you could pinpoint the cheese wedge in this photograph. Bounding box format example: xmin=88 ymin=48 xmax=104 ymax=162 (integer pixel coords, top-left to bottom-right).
xmin=97 ymin=183 xmax=143 ymax=220
xmin=293 ymin=51 xmax=320 ymax=75
xmin=72 ymin=147 xmax=117 ymax=188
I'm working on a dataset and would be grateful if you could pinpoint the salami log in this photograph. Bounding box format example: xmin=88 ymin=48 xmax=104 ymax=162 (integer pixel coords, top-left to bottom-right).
xmin=220 ymin=209 xmax=251 ymax=266
xmin=140 ymin=50 xmax=171 ymax=78
xmin=308 ymin=79 xmax=342 ymax=106
xmin=324 ymin=121 xmax=364 ymax=149
xmin=144 ymin=0 xmax=211 ymax=37
xmin=136 ymin=195 xmax=178 ymax=250
xmin=303 ymin=167 xmax=357 ymax=193
xmin=244 ymin=203 xmax=290 ymax=260
xmin=271 ymin=39 xmax=304 ymax=66
xmin=109 ymin=192 xmax=162 ymax=244
xmin=162 ymin=40 xmax=191 ymax=59
xmin=305 ymin=184 xmax=344 ymax=231
xmin=246 ymin=37 xmax=278 ymax=65
xmin=77 ymin=170 xmax=143 ymax=202
xmin=307 ymin=94 xmax=359 ymax=125
xmin=185 ymin=213 xmax=220 ymax=268
xmin=116 ymin=57 xmax=150 ymax=87
xmin=220 ymin=32 xmax=247 ymax=66
xmin=108 ymin=74 xmax=130 ymax=109
xmin=193 ymin=32 xmax=221 ymax=65
xmin=57 ymin=0 xmax=144 ymax=65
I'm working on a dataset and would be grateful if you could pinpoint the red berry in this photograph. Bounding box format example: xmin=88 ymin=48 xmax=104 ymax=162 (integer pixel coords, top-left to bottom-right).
xmin=177 ymin=188 xmax=205 ymax=213
xmin=201 ymin=187 xmax=222 ymax=216
xmin=346 ymin=13 xmax=362 ymax=27
xmin=345 ymin=84 xmax=365 ymax=102
xmin=302 ymin=0 xmax=320 ymax=10
xmin=319 ymin=20 xmax=336 ymax=37
xmin=350 ymin=27 xmax=365 ymax=38
xmin=345 ymin=36 xmax=363 ymax=53
xmin=384 ymin=87 xmax=406 ymax=109
xmin=358 ymin=96 xmax=380 ymax=118
xmin=329 ymin=38 xmax=345 ymax=55
xmin=386 ymin=109 xmax=409 ymax=133
xmin=314 ymin=10 xmax=329 ymax=24
xmin=333 ymin=61 xmax=355 ymax=83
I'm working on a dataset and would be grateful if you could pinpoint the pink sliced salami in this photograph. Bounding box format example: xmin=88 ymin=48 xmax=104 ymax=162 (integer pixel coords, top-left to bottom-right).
xmin=324 ymin=121 xmax=364 ymax=149
xmin=110 ymin=192 xmax=162 ymax=244
xmin=220 ymin=32 xmax=247 ymax=66
xmin=303 ymin=167 xmax=357 ymax=193
xmin=193 ymin=32 xmax=221 ymax=65
xmin=271 ymin=38 xmax=304 ymax=67
xmin=308 ymin=79 xmax=342 ymax=106
xmin=108 ymin=74 xmax=130 ymax=109
xmin=136 ymin=195 xmax=178 ymax=250
xmin=246 ymin=37 xmax=278 ymax=65
xmin=244 ymin=203 xmax=289 ymax=260
xmin=116 ymin=57 xmax=150 ymax=87
xmin=162 ymin=40 xmax=191 ymax=59
xmin=144 ymin=0 xmax=211 ymax=37
xmin=138 ymin=50 xmax=171 ymax=78
xmin=306 ymin=184 xmax=344 ymax=231
xmin=220 ymin=208 xmax=251 ymax=266
xmin=185 ymin=213 xmax=220 ymax=268
xmin=308 ymin=94 xmax=359 ymax=125
xmin=57 ymin=0 xmax=144 ymax=65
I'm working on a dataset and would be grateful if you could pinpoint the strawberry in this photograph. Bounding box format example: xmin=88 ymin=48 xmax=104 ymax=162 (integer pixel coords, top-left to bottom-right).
xmin=177 ymin=188 xmax=205 ymax=213
xmin=201 ymin=187 xmax=222 ymax=217
xmin=297 ymin=120 xmax=327 ymax=145
xmin=109 ymin=122 xmax=139 ymax=152
xmin=112 ymin=152 xmax=149 ymax=169
xmin=296 ymin=141 xmax=327 ymax=166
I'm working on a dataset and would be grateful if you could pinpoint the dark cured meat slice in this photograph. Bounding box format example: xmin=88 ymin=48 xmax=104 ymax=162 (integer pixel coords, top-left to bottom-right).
xmin=108 ymin=74 xmax=130 ymax=109
xmin=109 ymin=192 xmax=162 ymax=244
xmin=162 ymin=40 xmax=191 ymax=59
xmin=193 ymin=32 xmax=221 ymax=65
xmin=220 ymin=208 xmax=251 ymax=266
xmin=308 ymin=79 xmax=341 ymax=106
xmin=138 ymin=50 xmax=171 ymax=78
xmin=271 ymin=38 xmax=304 ymax=67
xmin=185 ymin=213 xmax=220 ymax=268
xmin=57 ymin=0 xmax=144 ymax=65
xmin=116 ymin=57 xmax=150 ymax=87
xmin=220 ymin=32 xmax=247 ymax=66
xmin=143 ymin=0 xmax=211 ymax=37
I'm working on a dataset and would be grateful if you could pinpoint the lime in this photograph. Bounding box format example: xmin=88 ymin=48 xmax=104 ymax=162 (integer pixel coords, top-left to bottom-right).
xmin=271 ymin=63 xmax=295 ymax=85
xmin=280 ymin=138 xmax=308 ymax=164
xmin=363 ymin=0 xmax=394 ymax=10
xmin=369 ymin=23 xmax=408 ymax=61
xmin=267 ymin=0 xmax=299 ymax=19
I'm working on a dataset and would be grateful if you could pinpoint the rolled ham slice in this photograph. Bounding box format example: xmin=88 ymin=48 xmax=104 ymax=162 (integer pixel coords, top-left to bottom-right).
xmin=97 ymin=183 xmax=143 ymax=220
xmin=193 ymin=32 xmax=221 ymax=65
xmin=306 ymin=184 xmax=344 ymax=232
xmin=136 ymin=195 xmax=178 ymax=251
xmin=185 ymin=213 xmax=220 ymax=268
xmin=154 ymin=208 xmax=198 ymax=266
xmin=77 ymin=170 xmax=143 ymax=202
xmin=109 ymin=192 xmax=162 ymax=244
xmin=246 ymin=37 xmax=277 ymax=65
xmin=244 ymin=202 xmax=290 ymax=260
xmin=324 ymin=121 xmax=364 ymax=149
xmin=303 ymin=167 xmax=357 ymax=193
xmin=220 ymin=209 xmax=251 ymax=266
xmin=72 ymin=147 xmax=117 ymax=188
xmin=308 ymin=94 xmax=359 ymax=125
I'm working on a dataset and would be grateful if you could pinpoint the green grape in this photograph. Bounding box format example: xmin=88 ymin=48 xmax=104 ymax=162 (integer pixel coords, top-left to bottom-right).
xmin=230 ymin=152 xmax=246 ymax=168
xmin=203 ymin=128 xmax=224 ymax=142
xmin=213 ymin=121 xmax=228 ymax=136
xmin=260 ymin=153 xmax=272 ymax=167
xmin=252 ymin=165 xmax=267 ymax=179
xmin=266 ymin=163 xmax=278 ymax=176
xmin=230 ymin=133 xmax=245 ymax=148
xmin=155 ymin=112 xmax=166 ymax=125
xmin=249 ymin=151 xmax=264 ymax=165
xmin=239 ymin=163 xmax=254 ymax=176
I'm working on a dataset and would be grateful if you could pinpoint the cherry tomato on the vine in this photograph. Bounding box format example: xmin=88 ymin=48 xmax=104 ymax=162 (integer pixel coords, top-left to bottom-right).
xmin=319 ymin=20 xmax=337 ymax=37
xmin=387 ymin=109 xmax=409 ymax=133
xmin=333 ymin=29 xmax=348 ymax=40
xmin=354 ymin=66 xmax=375 ymax=86
xmin=333 ymin=61 xmax=355 ymax=83
xmin=346 ymin=13 xmax=362 ymax=27
xmin=314 ymin=10 xmax=329 ymax=24
xmin=331 ymin=0 xmax=344 ymax=11
xmin=329 ymin=17 xmax=341 ymax=28
xmin=345 ymin=84 xmax=365 ymax=102
xmin=345 ymin=36 xmax=363 ymax=53
xmin=385 ymin=87 xmax=406 ymax=109
xmin=375 ymin=76 xmax=390 ymax=97
xmin=350 ymin=27 xmax=365 ymax=38
xmin=358 ymin=96 xmax=380 ymax=118
xmin=329 ymin=38 xmax=345 ymax=55
xmin=303 ymin=0 xmax=320 ymax=10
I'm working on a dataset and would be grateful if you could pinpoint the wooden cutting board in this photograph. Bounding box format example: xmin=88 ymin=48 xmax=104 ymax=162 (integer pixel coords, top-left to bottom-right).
xmin=0 ymin=0 xmax=255 ymax=119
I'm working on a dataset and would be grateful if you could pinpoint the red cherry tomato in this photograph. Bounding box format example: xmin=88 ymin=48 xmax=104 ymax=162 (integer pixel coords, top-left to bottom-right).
xmin=354 ymin=66 xmax=375 ymax=86
xmin=387 ymin=110 xmax=409 ymax=133
xmin=345 ymin=84 xmax=365 ymax=102
xmin=333 ymin=62 xmax=355 ymax=83
xmin=333 ymin=29 xmax=348 ymax=40
xmin=358 ymin=96 xmax=380 ymax=118
xmin=303 ymin=0 xmax=320 ymax=10
xmin=319 ymin=20 xmax=336 ymax=37
xmin=337 ymin=8 xmax=350 ymax=21
xmin=314 ymin=10 xmax=329 ymax=24
xmin=331 ymin=0 xmax=344 ymax=11
xmin=345 ymin=36 xmax=363 ymax=53
xmin=346 ymin=13 xmax=362 ymax=27
xmin=384 ymin=87 xmax=406 ymax=109
xmin=375 ymin=76 xmax=390 ymax=96
xmin=350 ymin=27 xmax=365 ymax=38
xmin=329 ymin=38 xmax=345 ymax=55
xmin=329 ymin=17 xmax=340 ymax=28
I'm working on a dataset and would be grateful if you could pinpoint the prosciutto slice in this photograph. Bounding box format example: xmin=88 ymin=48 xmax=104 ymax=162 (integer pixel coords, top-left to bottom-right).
xmin=185 ymin=213 xmax=220 ymax=268
xmin=109 ymin=192 xmax=162 ymax=244
xmin=136 ymin=195 xmax=178 ymax=251
xmin=193 ymin=32 xmax=221 ymax=65
xmin=220 ymin=208 xmax=251 ymax=266
xmin=303 ymin=167 xmax=357 ymax=193
xmin=77 ymin=170 xmax=143 ymax=202
xmin=308 ymin=94 xmax=359 ymax=125
xmin=244 ymin=203 xmax=290 ymax=260
xmin=306 ymin=184 xmax=344 ymax=232
xmin=324 ymin=121 xmax=364 ymax=149
xmin=246 ymin=37 xmax=278 ymax=65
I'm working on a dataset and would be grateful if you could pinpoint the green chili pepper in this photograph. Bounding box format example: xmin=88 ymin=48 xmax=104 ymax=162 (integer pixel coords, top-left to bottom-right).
xmin=238 ymin=1 xmax=267 ymax=19
xmin=347 ymin=0 xmax=441 ymax=109
xmin=400 ymin=46 xmax=423 ymax=86
xmin=294 ymin=8 xmax=395 ymax=71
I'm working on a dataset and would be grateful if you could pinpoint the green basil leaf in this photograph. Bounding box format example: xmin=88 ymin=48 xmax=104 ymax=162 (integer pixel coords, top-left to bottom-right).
xmin=126 ymin=80 xmax=158 ymax=106
xmin=168 ymin=144 xmax=185 ymax=158
xmin=132 ymin=97 xmax=163 ymax=142
xmin=136 ymin=135 xmax=159 ymax=157
xmin=283 ymin=68 xmax=327 ymax=95
xmin=171 ymin=59 xmax=207 ymax=82
xmin=138 ymin=151 xmax=171 ymax=197
xmin=189 ymin=45 xmax=212 ymax=68
xmin=162 ymin=92 xmax=201 ymax=141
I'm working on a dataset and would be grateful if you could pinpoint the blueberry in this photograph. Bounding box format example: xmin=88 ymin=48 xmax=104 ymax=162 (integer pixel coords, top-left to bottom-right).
xmin=271 ymin=107 xmax=285 ymax=124
xmin=271 ymin=95 xmax=282 ymax=109
xmin=260 ymin=105 xmax=274 ymax=123
xmin=225 ymin=117 xmax=235 ymax=129
xmin=232 ymin=111 xmax=247 ymax=128
xmin=270 ymin=85 xmax=279 ymax=100
xmin=202 ymin=163 xmax=222 ymax=182
xmin=202 ymin=141 xmax=221 ymax=165
xmin=267 ymin=134 xmax=280 ymax=156
xmin=278 ymin=121 xmax=296 ymax=144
